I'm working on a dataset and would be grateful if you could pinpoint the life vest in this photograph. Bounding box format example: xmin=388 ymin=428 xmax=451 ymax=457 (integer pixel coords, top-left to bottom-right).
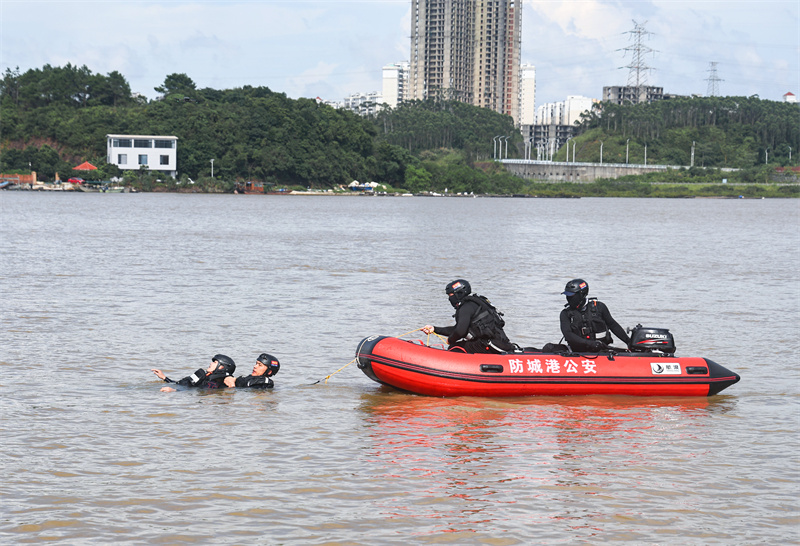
xmin=236 ymin=375 xmax=274 ymax=389
xmin=204 ymin=370 xmax=231 ymax=389
xmin=565 ymin=298 xmax=612 ymax=344
xmin=170 ymin=368 xmax=228 ymax=388
xmin=461 ymin=294 xmax=507 ymax=341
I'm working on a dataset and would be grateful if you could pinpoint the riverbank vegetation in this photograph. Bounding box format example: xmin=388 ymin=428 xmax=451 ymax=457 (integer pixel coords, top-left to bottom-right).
xmin=568 ymin=98 xmax=798 ymax=168
xmin=1 ymin=64 xmax=797 ymax=196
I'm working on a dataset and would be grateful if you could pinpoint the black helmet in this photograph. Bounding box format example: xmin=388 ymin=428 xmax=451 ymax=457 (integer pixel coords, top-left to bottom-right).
xmin=562 ymin=278 xmax=589 ymax=309
xmin=211 ymin=354 xmax=236 ymax=376
xmin=445 ymin=279 xmax=471 ymax=308
xmin=257 ymin=353 xmax=280 ymax=377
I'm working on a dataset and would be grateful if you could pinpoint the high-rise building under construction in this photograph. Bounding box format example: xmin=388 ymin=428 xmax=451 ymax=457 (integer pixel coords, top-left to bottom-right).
xmin=409 ymin=0 xmax=521 ymax=123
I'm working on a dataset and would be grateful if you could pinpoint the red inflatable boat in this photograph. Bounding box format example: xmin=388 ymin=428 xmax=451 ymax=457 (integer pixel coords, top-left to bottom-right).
xmin=356 ymin=335 xmax=740 ymax=397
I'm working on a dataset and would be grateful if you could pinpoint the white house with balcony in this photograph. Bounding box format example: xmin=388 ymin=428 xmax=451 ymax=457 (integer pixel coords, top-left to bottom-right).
xmin=106 ymin=134 xmax=178 ymax=177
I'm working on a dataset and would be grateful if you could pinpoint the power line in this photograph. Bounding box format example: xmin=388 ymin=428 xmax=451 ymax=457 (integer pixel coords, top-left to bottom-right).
xmin=621 ymin=20 xmax=656 ymax=90
xmin=705 ymin=62 xmax=723 ymax=96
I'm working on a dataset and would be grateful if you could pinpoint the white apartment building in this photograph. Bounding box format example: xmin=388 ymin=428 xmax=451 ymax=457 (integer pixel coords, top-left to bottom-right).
xmin=342 ymin=91 xmax=382 ymax=116
xmin=519 ymin=64 xmax=536 ymax=126
xmin=524 ymin=95 xmax=598 ymax=160
xmin=106 ymin=134 xmax=178 ymax=177
xmin=536 ymin=95 xmax=596 ymax=126
xmin=382 ymin=62 xmax=409 ymax=109
xmin=535 ymin=101 xmax=562 ymax=126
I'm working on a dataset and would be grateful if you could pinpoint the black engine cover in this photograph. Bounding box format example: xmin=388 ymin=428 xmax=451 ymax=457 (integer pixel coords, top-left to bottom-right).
xmin=630 ymin=325 xmax=676 ymax=354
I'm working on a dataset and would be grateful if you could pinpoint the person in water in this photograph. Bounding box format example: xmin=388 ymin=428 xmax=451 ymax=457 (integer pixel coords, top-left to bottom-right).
xmin=224 ymin=353 xmax=280 ymax=389
xmin=559 ymin=279 xmax=631 ymax=352
xmin=422 ymin=279 xmax=515 ymax=354
xmin=152 ymin=354 xmax=236 ymax=392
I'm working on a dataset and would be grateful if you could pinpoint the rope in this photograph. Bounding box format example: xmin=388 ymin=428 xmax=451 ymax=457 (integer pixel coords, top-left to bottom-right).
xmin=395 ymin=327 xmax=423 ymax=338
xmin=396 ymin=327 xmax=448 ymax=346
xmin=322 ymin=357 xmax=357 ymax=384
xmin=317 ymin=328 xmax=448 ymax=385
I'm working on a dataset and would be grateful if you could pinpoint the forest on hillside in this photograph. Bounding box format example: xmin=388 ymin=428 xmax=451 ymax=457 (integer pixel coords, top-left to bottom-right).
xmin=0 ymin=64 xmax=797 ymax=195
xmin=568 ymin=97 xmax=798 ymax=168
xmin=0 ymin=64 xmax=518 ymax=189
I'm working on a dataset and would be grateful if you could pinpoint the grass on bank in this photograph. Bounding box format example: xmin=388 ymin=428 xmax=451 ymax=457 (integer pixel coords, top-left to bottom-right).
xmin=522 ymin=164 xmax=799 ymax=198
xmin=519 ymin=180 xmax=799 ymax=198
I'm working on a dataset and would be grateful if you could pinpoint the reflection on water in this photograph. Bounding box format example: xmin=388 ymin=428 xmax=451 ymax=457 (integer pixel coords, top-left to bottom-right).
xmin=356 ymin=392 xmax=746 ymax=539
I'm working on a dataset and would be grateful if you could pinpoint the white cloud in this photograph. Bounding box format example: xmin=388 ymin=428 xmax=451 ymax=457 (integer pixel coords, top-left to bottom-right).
xmin=288 ymin=61 xmax=340 ymax=98
xmin=526 ymin=0 xmax=638 ymax=40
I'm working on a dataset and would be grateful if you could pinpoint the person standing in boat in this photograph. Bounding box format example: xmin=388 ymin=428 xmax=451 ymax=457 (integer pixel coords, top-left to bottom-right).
xmin=422 ymin=279 xmax=516 ymax=354
xmin=224 ymin=353 xmax=280 ymax=389
xmin=151 ymin=354 xmax=236 ymax=392
xmin=559 ymin=279 xmax=631 ymax=352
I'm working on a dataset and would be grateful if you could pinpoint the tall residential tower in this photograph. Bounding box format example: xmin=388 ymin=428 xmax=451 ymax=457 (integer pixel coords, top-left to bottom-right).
xmin=409 ymin=0 xmax=521 ymax=123
xmin=519 ymin=63 xmax=536 ymax=126
xmin=382 ymin=62 xmax=410 ymax=109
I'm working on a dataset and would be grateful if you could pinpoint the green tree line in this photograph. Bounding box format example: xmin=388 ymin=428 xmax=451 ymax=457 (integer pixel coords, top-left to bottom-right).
xmin=374 ymin=99 xmax=516 ymax=156
xmin=570 ymin=96 xmax=799 ymax=168
xmin=0 ymin=64 xmax=519 ymax=191
xmin=0 ymin=64 xmax=797 ymax=195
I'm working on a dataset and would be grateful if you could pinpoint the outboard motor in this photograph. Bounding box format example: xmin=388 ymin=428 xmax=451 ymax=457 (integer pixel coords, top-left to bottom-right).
xmin=629 ymin=324 xmax=676 ymax=354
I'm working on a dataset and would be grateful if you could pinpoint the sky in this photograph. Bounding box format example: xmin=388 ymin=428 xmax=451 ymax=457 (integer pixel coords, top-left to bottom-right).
xmin=1 ymin=0 xmax=798 ymax=107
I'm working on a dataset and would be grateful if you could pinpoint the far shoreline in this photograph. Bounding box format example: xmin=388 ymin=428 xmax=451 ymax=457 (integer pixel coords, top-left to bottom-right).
xmin=2 ymin=184 xmax=793 ymax=199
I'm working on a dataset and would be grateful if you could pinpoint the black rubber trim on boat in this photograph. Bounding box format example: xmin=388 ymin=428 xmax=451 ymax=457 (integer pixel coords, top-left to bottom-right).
xmin=704 ymin=358 xmax=741 ymax=396
xmin=356 ymin=335 xmax=386 ymax=384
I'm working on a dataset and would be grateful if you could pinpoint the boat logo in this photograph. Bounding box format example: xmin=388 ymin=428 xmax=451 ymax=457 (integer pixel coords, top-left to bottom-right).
xmin=651 ymin=362 xmax=681 ymax=375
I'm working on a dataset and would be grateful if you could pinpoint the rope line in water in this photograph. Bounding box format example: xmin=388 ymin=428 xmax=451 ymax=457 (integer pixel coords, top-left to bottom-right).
xmin=323 ymin=358 xmax=357 ymax=384
xmin=318 ymin=327 xmax=447 ymax=384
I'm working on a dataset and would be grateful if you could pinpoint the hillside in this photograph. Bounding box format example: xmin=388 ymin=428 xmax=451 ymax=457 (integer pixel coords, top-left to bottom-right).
xmin=0 ymin=64 xmax=518 ymax=190
xmin=563 ymin=96 xmax=798 ymax=168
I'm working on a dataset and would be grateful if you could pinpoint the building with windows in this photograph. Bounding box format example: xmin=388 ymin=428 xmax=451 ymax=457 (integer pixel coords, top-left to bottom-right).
xmin=519 ymin=95 xmax=597 ymax=160
xmin=519 ymin=64 xmax=536 ymax=126
xmin=602 ymin=85 xmax=663 ymax=105
xmin=409 ymin=0 xmax=521 ymax=123
xmin=342 ymin=92 xmax=382 ymax=116
xmin=382 ymin=61 xmax=409 ymax=109
xmin=106 ymin=134 xmax=178 ymax=177
xmin=536 ymin=95 xmax=596 ymax=126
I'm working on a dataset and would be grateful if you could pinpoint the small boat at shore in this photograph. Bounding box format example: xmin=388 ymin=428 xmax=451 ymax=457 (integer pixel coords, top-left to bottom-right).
xmin=356 ymin=335 xmax=740 ymax=397
xmin=78 ymin=184 xmax=130 ymax=193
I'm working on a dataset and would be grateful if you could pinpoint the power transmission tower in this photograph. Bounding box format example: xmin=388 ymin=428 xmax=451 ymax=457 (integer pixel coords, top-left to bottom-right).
xmin=622 ymin=20 xmax=655 ymax=89
xmin=705 ymin=62 xmax=723 ymax=96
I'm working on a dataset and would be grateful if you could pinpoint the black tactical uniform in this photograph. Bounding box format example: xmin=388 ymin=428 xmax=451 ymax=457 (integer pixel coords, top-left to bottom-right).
xmin=432 ymin=280 xmax=515 ymax=354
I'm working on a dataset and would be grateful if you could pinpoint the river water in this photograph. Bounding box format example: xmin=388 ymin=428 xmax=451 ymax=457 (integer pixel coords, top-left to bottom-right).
xmin=1 ymin=192 xmax=798 ymax=544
